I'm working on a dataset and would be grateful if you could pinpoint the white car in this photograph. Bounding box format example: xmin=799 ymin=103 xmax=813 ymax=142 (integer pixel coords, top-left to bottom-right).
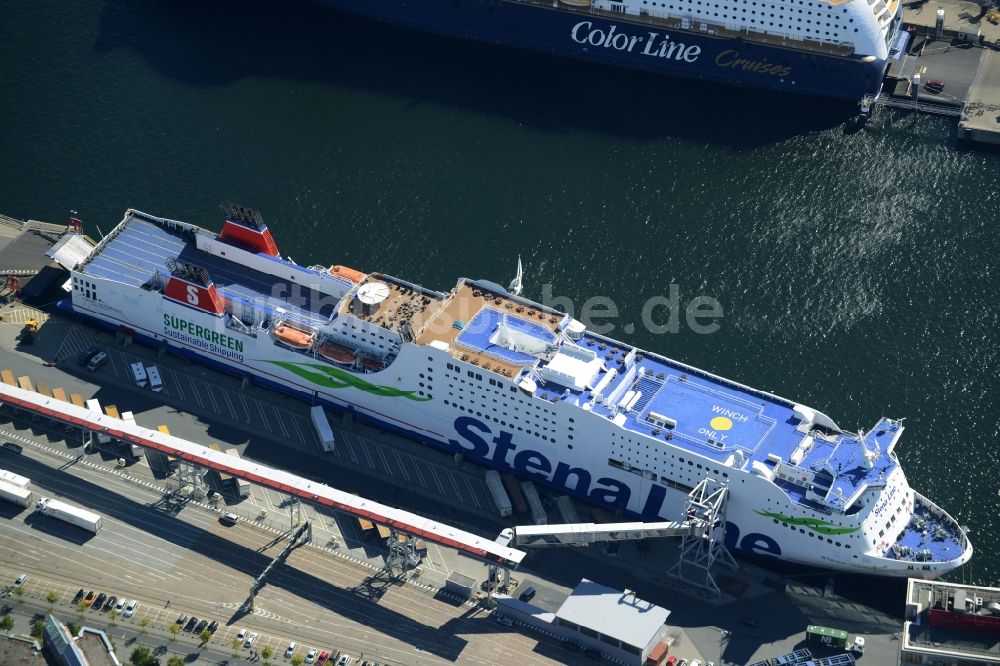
xmin=114 ymin=598 xmax=126 ymax=613
xmin=13 ymin=574 xmax=26 ymax=587
xmin=286 ymin=642 xmax=297 ymax=658
xmin=336 ymin=656 xmax=352 ymax=666
xmin=244 ymin=632 xmax=258 ymax=648
xmin=123 ymin=600 xmax=138 ymax=617
xmin=306 ymin=649 xmax=319 ymax=663
xmin=236 ymin=628 xmax=247 ymax=642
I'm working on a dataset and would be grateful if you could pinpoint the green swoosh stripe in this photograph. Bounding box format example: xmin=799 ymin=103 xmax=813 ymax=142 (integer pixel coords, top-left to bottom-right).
xmin=262 ymin=360 xmax=431 ymax=402
xmin=755 ymin=510 xmax=860 ymax=535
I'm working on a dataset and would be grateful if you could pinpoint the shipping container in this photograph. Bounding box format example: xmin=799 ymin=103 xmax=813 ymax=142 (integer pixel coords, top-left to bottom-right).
xmin=502 ymin=473 xmax=528 ymax=515
xmin=36 ymin=497 xmax=102 ymax=533
xmin=806 ymin=625 xmax=848 ymax=650
xmin=520 ymin=480 xmax=547 ymax=525
xmin=0 ymin=469 xmax=31 ymax=489
xmin=0 ymin=479 xmax=31 ymax=508
xmin=310 ymin=405 xmax=336 ymax=452
xmin=485 ymin=470 xmax=512 ymax=517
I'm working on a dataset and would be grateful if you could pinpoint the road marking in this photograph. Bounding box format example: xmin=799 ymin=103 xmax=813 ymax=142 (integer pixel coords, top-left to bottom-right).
xmin=391 ymin=449 xmax=411 ymax=483
xmin=290 ymin=416 xmax=310 ymax=448
xmin=411 ymin=461 xmax=428 ymax=489
xmin=462 ymin=476 xmax=483 ymax=509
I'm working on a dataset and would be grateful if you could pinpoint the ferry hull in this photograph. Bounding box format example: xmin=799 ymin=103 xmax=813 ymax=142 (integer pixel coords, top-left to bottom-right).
xmin=319 ymin=0 xmax=886 ymax=101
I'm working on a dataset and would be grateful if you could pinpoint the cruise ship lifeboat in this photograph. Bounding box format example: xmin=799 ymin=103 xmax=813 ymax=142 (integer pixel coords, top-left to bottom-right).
xmin=361 ymin=358 xmax=383 ymax=371
xmin=330 ymin=265 xmax=367 ymax=284
xmin=318 ymin=341 xmax=357 ymax=365
xmin=274 ymin=322 xmax=317 ymax=349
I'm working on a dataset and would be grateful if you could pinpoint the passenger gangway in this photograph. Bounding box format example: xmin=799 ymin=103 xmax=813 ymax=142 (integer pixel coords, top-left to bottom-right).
xmin=502 ymin=520 xmax=690 ymax=547
xmin=748 ymin=648 xmax=813 ymax=666
xmin=0 ymin=380 xmax=525 ymax=569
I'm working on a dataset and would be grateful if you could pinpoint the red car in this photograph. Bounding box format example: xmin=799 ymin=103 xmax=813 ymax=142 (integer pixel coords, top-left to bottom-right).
xmin=316 ymin=651 xmax=331 ymax=666
xmin=924 ymin=79 xmax=945 ymax=94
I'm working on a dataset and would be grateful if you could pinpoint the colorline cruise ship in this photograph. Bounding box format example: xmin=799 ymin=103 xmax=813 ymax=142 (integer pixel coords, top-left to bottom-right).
xmin=64 ymin=206 xmax=971 ymax=577
xmin=318 ymin=0 xmax=904 ymax=100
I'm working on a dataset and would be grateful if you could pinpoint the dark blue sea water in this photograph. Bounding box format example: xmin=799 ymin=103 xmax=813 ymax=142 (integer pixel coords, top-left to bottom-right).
xmin=2 ymin=0 xmax=999 ymax=587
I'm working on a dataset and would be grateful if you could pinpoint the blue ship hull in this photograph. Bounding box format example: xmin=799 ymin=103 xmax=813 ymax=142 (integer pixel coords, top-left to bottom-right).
xmin=319 ymin=0 xmax=887 ymax=100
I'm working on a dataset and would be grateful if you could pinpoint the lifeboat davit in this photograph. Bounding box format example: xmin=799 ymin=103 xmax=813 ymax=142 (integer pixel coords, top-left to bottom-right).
xmin=274 ymin=323 xmax=316 ymax=349
xmin=318 ymin=341 xmax=357 ymax=365
xmin=330 ymin=265 xmax=366 ymax=284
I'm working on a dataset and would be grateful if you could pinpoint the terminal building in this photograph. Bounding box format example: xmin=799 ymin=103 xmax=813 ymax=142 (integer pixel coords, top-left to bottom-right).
xmin=901 ymin=578 xmax=1000 ymax=665
xmin=497 ymin=578 xmax=671 ymax=665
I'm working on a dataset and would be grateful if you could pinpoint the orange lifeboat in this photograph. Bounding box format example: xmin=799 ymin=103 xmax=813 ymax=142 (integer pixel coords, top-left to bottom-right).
xmin=318 ymin=341 xmax=357 ymax=365
xmin=330 ymin=265 xmax=366 ymax=284
xmin=274 ymin=323 xmax=316 ymax=349
xmin=361 ymin=358 xmax=383 ymax=371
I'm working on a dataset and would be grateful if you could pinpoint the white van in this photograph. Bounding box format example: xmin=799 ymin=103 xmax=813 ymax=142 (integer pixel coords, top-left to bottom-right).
xmin=146 ymin=365 xmax=163 ymax=392
xmin=130 ymin=362 xmax=148 ymax=387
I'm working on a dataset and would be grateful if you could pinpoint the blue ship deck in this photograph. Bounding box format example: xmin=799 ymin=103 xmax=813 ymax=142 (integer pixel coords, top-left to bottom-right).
xmin=80 ymin=215 xmax=342 ymax=325
xmin=536 ymin=331 xmax=902 ymax=512
xmin=455 ymin=307 xmax=555 ymax=365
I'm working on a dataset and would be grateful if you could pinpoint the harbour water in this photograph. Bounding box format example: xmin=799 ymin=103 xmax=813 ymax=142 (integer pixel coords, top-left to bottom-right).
xmin=2 ymin=0 xmax=999 ymax=587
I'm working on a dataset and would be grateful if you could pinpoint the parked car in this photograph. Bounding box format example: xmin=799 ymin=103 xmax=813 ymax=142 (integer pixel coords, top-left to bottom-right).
xmin=13 ymin=574 xmax=27 ymax=587
xmin=220 ymin=512 xmax=239 ymax=526
xmin=244 ymin=632 xmax=257 ymax=648
xmin=87 ymin=351 xmax=109 ymax=372
xmin=335 ymin=656 xmax=352 ymax=666
xmin=236 ymin=628 xmax=247 ymax=642
xmin=207 ymin=620 xmax=219 ymax=634
xmin=306 ymin=649 xmax=319 ymax=663
xmin=316 ymin=650 xmax=331 ymax=665
xmin=123 ymin=599 xmax=138 ymax=618
xmin=185 ymin=617 xmax=198 ymax=632
xmin=176 ymin=613 xmax=188 ymax=625
xmin=72 ymin=589 xmax=85 ymax=603
xmin=83 ymin=591 xmax=96 ymax=606
xmin=93 ymin=592 xmax=106 ymax=608
xmin=286 ymin=642 xmax=297 ymax=658
xmin=195 ymin=620 xmax=208 ymax=634
xmin=2 ymin=442 xmax=23 ymax=454
xmin=77 ymin=346 xmax=101 ymax=366
xmin=114 ymin=598 xmax=126 ymax=613
xmin=518 ymin=585 xmax=536 ymax=602
xmin=924 ymin=79 xmax=945 ymax=94
xmin=103 ymin=595 xmax=117 ymax=611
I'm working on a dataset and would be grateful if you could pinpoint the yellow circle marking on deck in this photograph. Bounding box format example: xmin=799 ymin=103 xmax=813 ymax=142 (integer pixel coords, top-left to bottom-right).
xmin=710 ymin=416 xmax=733 ymax=431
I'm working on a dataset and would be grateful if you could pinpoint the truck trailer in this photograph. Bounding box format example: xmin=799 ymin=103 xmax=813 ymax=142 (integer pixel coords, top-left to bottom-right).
xmin=485 ymin=470 xmax=512 ymax=518
xmin=0 ymin=479 xmax=32 ymax=508
xmin=310 ymin=406 xmax=336 ymax=452
xmin=0 ymin=469 xmax=31 ymax=489
xmin=35 ymin=497 xmax=102 ymax=533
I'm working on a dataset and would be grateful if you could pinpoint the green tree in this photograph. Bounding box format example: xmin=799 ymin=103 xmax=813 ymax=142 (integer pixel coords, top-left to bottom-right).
xmin=67 ymin=622 xmax=80 ymax=636
xmin=108 ymin=609 xmax=118 ymax=627
xmin=76 ymin=599 xmax=87 ymax=615
xmin=129 ymin=644 xmax=157 ymax=666
xmin=0 ymin=614 xmax=14 ymax=632
xmin=138 ymin=616 xmax=149 ymax=635
xmin=166 ymin=657 xmax=184 ymax=666
xmin=290 ymin=654 xmax=305 ymax=666
xmin=30 ymin=619 xmax=45 ymax=639
xmin=231 ymin=637 xmax=241 ymax=657
xmin=198 ymin=628 xmax=212 ymax=646
xmin=167 ymin=623 xmax=180 ymax=642
xmin=45 ymin=590 xmax=59 ymax=608
xmin=261 ymin=645 xmax=273 ymax=665
xmin=12 ymin=586 xmax=24 ymax=605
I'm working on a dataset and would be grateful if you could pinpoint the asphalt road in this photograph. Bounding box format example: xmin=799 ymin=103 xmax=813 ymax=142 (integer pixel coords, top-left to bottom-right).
xmin=0 ymin=439 xmax=575 ymax=665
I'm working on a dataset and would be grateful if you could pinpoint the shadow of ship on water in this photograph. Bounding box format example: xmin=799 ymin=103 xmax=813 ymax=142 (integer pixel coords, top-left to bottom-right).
xmin=96 ymin=0 xmax=857 ymax=149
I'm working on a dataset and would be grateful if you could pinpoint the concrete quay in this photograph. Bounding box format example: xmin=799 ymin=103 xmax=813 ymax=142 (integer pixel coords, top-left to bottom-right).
xmin=874 ymin=0 xmax=1000 ymax=145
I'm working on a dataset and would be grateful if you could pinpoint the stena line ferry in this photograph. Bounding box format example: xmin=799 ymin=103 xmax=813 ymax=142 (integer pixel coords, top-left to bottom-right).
xmin=65 ymin=206 xmax=971 ymax=577
xmin=316 ymin=0 xmax=903 ymax=100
